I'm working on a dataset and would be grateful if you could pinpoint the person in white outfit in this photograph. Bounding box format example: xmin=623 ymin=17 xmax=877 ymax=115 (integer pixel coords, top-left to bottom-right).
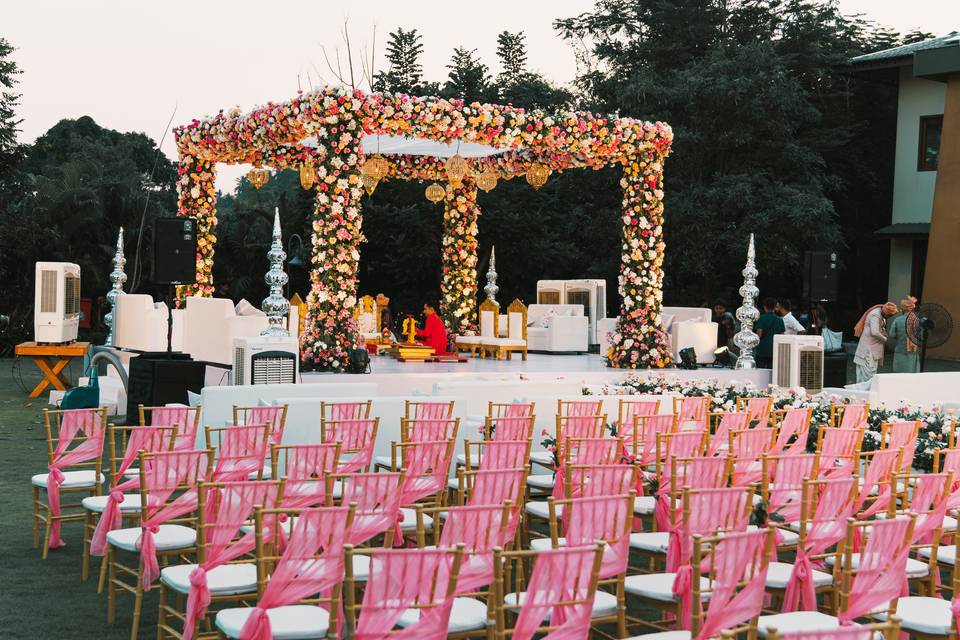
xmin=776 ymin=299 xmax=805 ymax=335
xmin=853 ymin=301 xmax=898 ymax=383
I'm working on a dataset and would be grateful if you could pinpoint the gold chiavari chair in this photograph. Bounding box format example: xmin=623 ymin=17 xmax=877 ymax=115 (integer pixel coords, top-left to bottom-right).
xmin=736 ymin=395 xmax=775 ymax=427
xmin=203 ymin=425 xmax=272 ymax=481
xmin=487 ymin=401 xmax=536 ymax=420
xmin=319 ymin=399 xmax=372 ymax=423
xmin=757 ymin=618 xmax=901 ymax=640
xmin=404 ymin=399 xmax=456 ymax=420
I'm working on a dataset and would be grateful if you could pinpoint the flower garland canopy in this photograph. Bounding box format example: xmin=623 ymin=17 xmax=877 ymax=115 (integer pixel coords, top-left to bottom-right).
xmin=174 ymin=86 xmax=673 ymax=371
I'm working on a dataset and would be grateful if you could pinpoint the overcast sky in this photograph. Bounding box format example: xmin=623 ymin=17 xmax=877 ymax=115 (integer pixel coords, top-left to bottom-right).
xmin=7 ymin=0 xmax=959 ymax=192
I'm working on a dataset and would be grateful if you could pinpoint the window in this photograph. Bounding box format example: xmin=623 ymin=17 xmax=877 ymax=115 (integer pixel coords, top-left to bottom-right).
xmin=918 ymin=114 xmax=943 ymax=171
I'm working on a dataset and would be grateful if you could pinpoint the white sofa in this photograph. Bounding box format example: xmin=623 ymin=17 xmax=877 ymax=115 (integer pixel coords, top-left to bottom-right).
xmin=524 ymin=304 xmax=588 ymax=353
xmin=114 ymin=294 xmax=171 ymax=352
xmin=600 ymin=307 xmax=717 ymax=364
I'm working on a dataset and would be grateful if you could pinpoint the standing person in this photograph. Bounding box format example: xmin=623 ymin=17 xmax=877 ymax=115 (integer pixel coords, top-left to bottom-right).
xmin=415 ymin=303 xmax=449 ymax=355
xmin=853 ymin=301 xmax=898 ymax=383
xmin=887 ymin=296 xmax=920 ymax=373
xmin=754 ymin=297 xmax=785 ymax=369
xmin=776 ymin=298 xmax=805 ymax=335
xmin=712 ymin=299 xmax=739 ymax=353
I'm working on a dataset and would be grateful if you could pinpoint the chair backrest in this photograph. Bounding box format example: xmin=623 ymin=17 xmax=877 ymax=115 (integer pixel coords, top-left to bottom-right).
xmin=619 ymin=398 xmax=661 ymax=429
xmin=405 ymin=400 xmax=455 ymax=420
xmin=478 ymin=299 xmax=499 ymax=338
xmin=328 ymin=471 xmax=404 ymax=547
xmin=797 ymin=477 xmax=858 ymax=564
xmin=773 ymin=407 xmax=812 ymax=454
xmin=832 ymin=403 xmax=869 ymax=429
xmin=837 ymin=515 xmax=915 ymax=624
xmin=893 ymin=472 xmax=952 ymax=545
xmin=344 ymin=545 xmax=465 ymax=640
xmin=550 ymin=493 xmax=635 ymax=579
xmin=492 ymin=544 xmax=604 ymax=640
xmin=736 ymin=396 xmax=774 ymax=426
xmin=666 ymin=456 xmax=730 ymax=498
xmin=854 ymin=448 xmax=903 ymax=517
xmin=881 ymin=420 xmax=920 ymax=470
xmin=320 ymin=400 xmax=372 ymax=422
xmin=693 ymin=528 xmax=774 ymax=640
xmin=817 ymin=427 xmax=864 ymax=474
xmin=761 ymin=453 xmax=820 ymax=521
xmin=271 ymin=443 xmax=341 ymax=508
xmin=730 ymin=428 xmax=777 ymax=485
xmin=674 ymin=395 xmax=711 ymax=424
xmin=463 ymin=438 xmax=531 ymax=471
xmin=205 ymin=424 xmax=271 ymax=481
xmin=401 ymin=417 xmax=460 ymax=442
xmin=321 ymin=417 xmax=379 ymax=473
xmin=233 ymin=404 xmax=288 ymax=447
xmin=456 ymin=466 xmax=529 ymax=510
xmin=563 ymin=436 xmax=622 ymax=467
xmin=487 ymin=401 xmax=535 ymax=419
xmin=670 ymin=487 xmax=755 ymax=570
xmin=556 ymin=414 xmax=607 ymax=441
xmin=43 ymin=407 xmax=108 ymax=470
xmin=241 ymin=505 xmax=354 ymax=640
xmin=107 ymin=424 xmax=178 ymax=485
xmin=625 ymin=413 xmax=677 ymax=465
xmin=486 ymin=415 xmax=535 ymax=441
xmin=656 ymin=430 xmax=708 ymax=475
xmin=557 ymin=399 xmax=603 ymax=417
xmin=709 ymin=411 xmax=751 ymax=455
xmin=564 ymin=463 xmax=638 ymax=500
xmin=934 ymin=447 xmax=960 ymax=508
xmin=506 ymin=298 xmax=527 ymax=340
xmin=139 ymin=404 xmax=201 ymax=450
xmin=396 ymin=439 xmax=456 ymax=505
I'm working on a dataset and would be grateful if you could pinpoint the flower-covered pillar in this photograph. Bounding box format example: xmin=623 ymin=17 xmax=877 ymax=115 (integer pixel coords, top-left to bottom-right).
xmin=608 ymin=154 xmax=672 ymax=368
xmin=440 ymin=179 xmax=480 ymax=337
xmin=300 ymin=130 xmax=366 ymax=372
xmin=175 ymin=155 xmax=218 ymax=299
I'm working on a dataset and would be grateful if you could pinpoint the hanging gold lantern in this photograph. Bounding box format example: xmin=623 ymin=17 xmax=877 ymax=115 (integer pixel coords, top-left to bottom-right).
xmin=362 ymin=174 xmax=379 ymax=196
xmin=298 ymin=164 xmax=316 ymax=190
xmin=445 ymin=154 xmax=469 ymax=185
xmin=525 ymin=163 xmax=550 ymax=189
xmin=425 ymin=183 xmax=446 ymax=203
xmin=362 ymin=153 xmax=389 ymax=181
xmin=476 ymin=167 xmax=498 ymax=192
xmin=248 ymin=167 xmax=270 ymax=189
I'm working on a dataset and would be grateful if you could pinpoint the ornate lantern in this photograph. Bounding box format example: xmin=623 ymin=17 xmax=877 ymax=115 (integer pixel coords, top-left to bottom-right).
xmin=476 ymin=167 xmax=498 ymax=192
xmin=362 ymin=174 xmax=379 ymax=196
xmin=248 ymin=167 xmax=270 ymax=189
xmin=425 ymin=183 xmax=446 ymax=203
xmin=298 ymin=164 xmax=316 ymax=190
xmin=445 ymin=154 xmax=469 ymax=185
xmin=525 ymin=163 xmax=549 ymax=189
xmin=362 ymin=153 xmax=389 ymax=181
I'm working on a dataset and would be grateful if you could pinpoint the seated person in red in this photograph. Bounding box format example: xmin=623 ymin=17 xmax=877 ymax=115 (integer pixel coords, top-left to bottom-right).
xmin=415 ymin=303 xmax=448 ymax=354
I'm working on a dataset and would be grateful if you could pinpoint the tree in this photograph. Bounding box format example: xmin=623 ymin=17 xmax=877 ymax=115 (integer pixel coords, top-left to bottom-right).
xmin=443 ymin=47 xmax=494 ymax=102
xmin=0 ymin=37 xmax=23 ymax=196
xmin=373 ymin=27 xmax=432 ymax=95
xmin=496 ymin=31 xmax=528 ymax=84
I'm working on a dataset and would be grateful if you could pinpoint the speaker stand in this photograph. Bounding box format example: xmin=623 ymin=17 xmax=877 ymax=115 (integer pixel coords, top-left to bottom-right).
xmin=166 ymin=284 xmax=175 ymax=357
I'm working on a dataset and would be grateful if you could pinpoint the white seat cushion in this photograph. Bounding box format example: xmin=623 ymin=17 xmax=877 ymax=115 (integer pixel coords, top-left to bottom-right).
xmin=526 ymin=474 xmax=555 ymax=490
xmin=32 ymin=470 xmax=104 ymax=489
xmin=530 ymin=537 xmax=563 ymax=552
xmin=529 ymin=451 xmax=554 ymax=466
xmin=398 ymin=508 xmax=433 ymax=532
xmin=757 ymin=611 xmax=841 ymax=636
xmin=483 ymin=338 xmax=527 ymax=347
xmin=524 ymin=502 xmax=562 ymax=520
xmin=374 ymin=455 xmax=395 ymax=469
xmin=456 ymin=336 xmax=483 ymax=345
xmin=123 ymin=467 xmax=140 ymax=480
xmin=455 ymin=453 xmax=483 ymax=467
xmin=624 ymin=632 xmax=691 ymax=640
xmin=505 ymin=589 xmax=617 ymax=618
xmin=624 ymin=573 xmax=712 ymax=602
xmin=629 ymin=531 xmax=671 ymax=553
xmin=765 ymin=561 xmax=833 ymax=589
xmin=918 ymin=545 xmax=956 ymax=565
xmin=397 ymin=597 xmax=488 ymax=632
xmin=106 ymin=524 xmax=196 ymax=552
xmin=824 ymin=553 xmax=929 ymax=578
xmin=216 ymin=605 xmax=329 ymax=639
xmin=745 ymin=525 xmax=799 ymax=546
xmin=634 ymin=496 xmax=656 ymax=515
xmin=161 ymin=563 xmax=257 ymax=595
xmin=351 ymin=553 xmax=371 ymax=581
xmin=81 ymin=494 xmax=143 ymax=513
xmin=874 ymin=596 xmax=952 ymax=636
xmin=447 ymin=477 xmax=460 ymax=490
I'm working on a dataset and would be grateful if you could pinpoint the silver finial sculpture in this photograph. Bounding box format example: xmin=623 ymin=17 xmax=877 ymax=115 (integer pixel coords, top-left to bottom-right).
xmin=483 ymin=246 xmax=500 ymax=306
xmin=104 ymin=227 xmax=127 ymax=347
xmin=261 ymin=208 xmax=291 ymax=337
xmin=734 ymin=234 xmax=761 ymax=369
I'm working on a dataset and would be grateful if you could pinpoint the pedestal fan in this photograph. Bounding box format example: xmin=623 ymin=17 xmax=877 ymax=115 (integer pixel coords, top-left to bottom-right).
xmin=906 ymin=302 xmax=954 ymax=372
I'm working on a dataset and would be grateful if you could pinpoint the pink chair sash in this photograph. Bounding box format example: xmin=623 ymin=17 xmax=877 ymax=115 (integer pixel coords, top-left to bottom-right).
xmin=439 ymin=504 xmax=512 ymax=593
xmin=743 ymin=397 xmax=773 ymax=427
xmin=329 ymin=401 xmax=368 ymax=420
xmin=409 ymin=419 xmax=457 ymax=441
xmin=238 ymin=506 xmax=352 ymax=640
xmin=662 ymin=431 xmax=706 ymax=462
xmin=767 ymin=454 xmax=819 ymax=522
xmin=731 ymin=428 xmax=776 ymax=486
xmin=184 ymin=481 xmax=280 ymax=640
xmin=637 ymin=414 xmax=676 ymax=466
xmin=412 ymin=402 xmax=453 ymax=420
xmin=151 ymin=406 xmax=197 ymax=450
xmin=677 ymin=396 xmax=709 ymax=428
xmin=908 ymin=473 xmax=950 ymax=546
xmin=240 ymin=406 xmax=285 ymax=446
xmin=564 ymin=495 xmax=632 ymax=579
xmin=887 ymin=421 xmax=920 ymax=470
xmin=656 ymin=456 xmax=728 ymax=531
xmin=90 ymin=425 xmax=176 ymax=557
xmin=561 ymin=415 xmax=603 ymax=440
xmin=354 ymin=548 xmax=459 ymax=640
xmin=340 ymin=473 xmax=404 ymax=545
xmin=281 ymin=444 xmax=340 ymax=508
xmin=820 ymin=428 xmax=861 ymax=477
xmin=491 ymin=416 xmax=533 ymax=441
xmin=326 ymin=419 xmax=377 ymax=473
xmin=551 ymin=438 xmax=622 ymax=502
xmin=838 ymin=516 xmax=913 ymax=624
xmin=564 ymin=400 xmax=602 ymax=417
xmin=477 ymin=439 xmax=529 ymax=472
xmin=46 ymin=409 xmax=105 ymax=549
xmin=695 ymin=528 xmax=770 ymax=640
xmin=135 ymin=450 xmax=209 ymax=589
xmin=783 ymin=477 xmax=857 ymax=611
xmin=838 ymin=404 xmax=868 ymax=429
xmin=399 ymin=440 xmax=454 ymax=506
xmin=941 ymin=449 xmax=960 ymax=509
xmin=708 ymin=412 xmax=750 ymax=456
xmin=621 ymin=400 xmax=660 ymax=430
xmin=775 ymin=409 xmax=811 ymax=454
xmin=511 ymin=545 xmax=600 ymax=640
xmin=212 ymin=425 xmax=269 ymax=481
xmin=504 ymin=402 xmax=534 ymax=417
xmin=854 ymin=449 xmax=902 ymax=518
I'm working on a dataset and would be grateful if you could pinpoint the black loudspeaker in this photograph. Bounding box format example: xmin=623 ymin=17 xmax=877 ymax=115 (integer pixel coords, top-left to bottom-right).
xmin=823 ymin=352 xmax=849 ymax=388
xmin=153 ymin=217 xmax=198 ymax=285
xmin=803 ymin=251 xmax=838 ymax=302
xmin=124 ymin=353 xmax=206 ymax=424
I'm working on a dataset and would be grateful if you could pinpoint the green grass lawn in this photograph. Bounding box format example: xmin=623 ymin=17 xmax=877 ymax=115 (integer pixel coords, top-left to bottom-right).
xmin=0 ymin=358 xmax=154 ymax=639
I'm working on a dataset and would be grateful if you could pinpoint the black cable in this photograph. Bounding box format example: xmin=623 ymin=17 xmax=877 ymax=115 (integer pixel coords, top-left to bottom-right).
xmin=131 ymin=103 xmax=179 ymax=293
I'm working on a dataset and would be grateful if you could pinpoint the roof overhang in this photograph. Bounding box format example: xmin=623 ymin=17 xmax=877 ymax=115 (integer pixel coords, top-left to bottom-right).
xmin=874 ymin=222 xmax=930 ymax=239
xmin=914 ymin=46 xmax=960 ymax=81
